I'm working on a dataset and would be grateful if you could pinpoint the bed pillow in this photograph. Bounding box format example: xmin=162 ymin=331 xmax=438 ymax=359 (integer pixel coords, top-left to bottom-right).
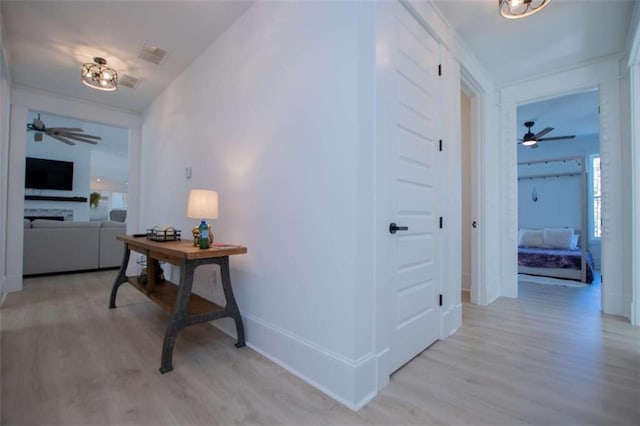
xmin=543 ymin=228 xmax=574 ymax=249
xmin=518 ymin=229 xmax=545 ymax=248
xmin=571 ymin=234 xmax=580 ymax=249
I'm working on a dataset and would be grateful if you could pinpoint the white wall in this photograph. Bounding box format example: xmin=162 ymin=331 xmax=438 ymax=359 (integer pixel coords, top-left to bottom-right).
xmin=141 ymin=1 xmax=375 ymax=409
xmin=629 ymin=5 xmax=640 ymax=326
xmin=5 ymin=86 xmax=141 ymax=292
xmin=0 ymin=7 xmax=11 ymax=302
xmin=518 ymin=174 xmax=582 ymax=225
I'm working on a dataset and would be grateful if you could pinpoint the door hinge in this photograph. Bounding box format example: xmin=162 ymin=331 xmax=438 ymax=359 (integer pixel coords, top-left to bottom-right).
xmin=439 ymin=294 xmax=443 ymax=306
xmin=438 ymin=64 xmax=442 ymax=76
xmin=439 ymin=217 xmax=443 ymax=229
xmin=439 ymin=139 xmax=443 ymax=152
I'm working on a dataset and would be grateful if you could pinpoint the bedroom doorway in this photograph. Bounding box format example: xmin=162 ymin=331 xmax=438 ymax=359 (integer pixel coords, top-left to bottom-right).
xmin=516 ymin=89 xmax=601 ymax=303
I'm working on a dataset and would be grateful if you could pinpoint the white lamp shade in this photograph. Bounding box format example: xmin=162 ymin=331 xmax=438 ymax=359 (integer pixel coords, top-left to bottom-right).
xmin=186 ymin=189 xmax=219 ymax=219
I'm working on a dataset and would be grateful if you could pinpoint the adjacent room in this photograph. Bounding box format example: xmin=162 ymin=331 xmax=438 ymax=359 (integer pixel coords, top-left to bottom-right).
xmin=22 ymin=111 xmax=129 ymax=275
xmin=516 ymin=90 xmax=601 ymax=288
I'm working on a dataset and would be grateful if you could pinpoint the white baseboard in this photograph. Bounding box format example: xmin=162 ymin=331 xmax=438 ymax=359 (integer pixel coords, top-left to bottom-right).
xmin=602 ymin=291 xmax=632 ymax=320
xmin=213 ymin=313 xmax=378 ymax=411
xmin=441 ymin=302 xmax=462 ymax=338
xmin=462 ymin=272 xmax=471 ymax=291
xmin=5 ymin=274 xmax=23 ymax=293
xmin=0 ymin=276 xmax=6 ymax=305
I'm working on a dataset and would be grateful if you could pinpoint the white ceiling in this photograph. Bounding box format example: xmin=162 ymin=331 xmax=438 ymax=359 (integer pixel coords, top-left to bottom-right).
xmin=2 ymin=0 xmax=254 ymax=113
xmin=3 ymin=0 xmax=637 ymax=156
xmin=3 ymin=1 xmax=635 ymax=112
xmin=434 ymin=0 xmax=634 ymax=152
xmin=433 ymin=0 xmax=636 ymax=88
xmin=517 ymin=89 xmax=599 ymax=138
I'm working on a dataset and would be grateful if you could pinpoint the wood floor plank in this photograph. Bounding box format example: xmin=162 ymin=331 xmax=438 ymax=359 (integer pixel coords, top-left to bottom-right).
xmin=1 ymin=271 xmax=638 ymax=425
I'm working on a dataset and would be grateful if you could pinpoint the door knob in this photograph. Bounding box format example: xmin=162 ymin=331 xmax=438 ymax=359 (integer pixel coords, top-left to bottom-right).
xmin=472 ymin=221 xmax=477 ymax=228
xmin=389 ymin=223 xmax=409 ymax=234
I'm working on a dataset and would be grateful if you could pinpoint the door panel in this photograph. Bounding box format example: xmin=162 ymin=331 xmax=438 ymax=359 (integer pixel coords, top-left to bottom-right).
xmin=388 ymin=2 xmax=441 ymax=374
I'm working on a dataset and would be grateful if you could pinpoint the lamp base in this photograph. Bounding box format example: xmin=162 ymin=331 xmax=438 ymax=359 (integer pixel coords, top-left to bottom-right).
xmin=192 ymin=224 xmax=214 ymax=247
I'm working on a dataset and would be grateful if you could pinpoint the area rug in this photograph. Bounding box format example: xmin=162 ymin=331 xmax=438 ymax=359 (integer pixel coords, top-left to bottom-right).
xmin=518 ymin=273 xmax=590 ymax=288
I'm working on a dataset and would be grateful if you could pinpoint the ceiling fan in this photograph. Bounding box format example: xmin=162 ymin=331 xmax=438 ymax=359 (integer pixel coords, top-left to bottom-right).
xmin=26 ymin=114 xmax=101 ymax=146
xmin=518 ymin=121 xmax=575 ymax=148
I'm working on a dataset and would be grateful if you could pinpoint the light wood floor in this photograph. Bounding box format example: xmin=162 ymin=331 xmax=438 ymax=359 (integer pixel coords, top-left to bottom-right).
xmin=2 ymin=271 xmax=638 ymax=425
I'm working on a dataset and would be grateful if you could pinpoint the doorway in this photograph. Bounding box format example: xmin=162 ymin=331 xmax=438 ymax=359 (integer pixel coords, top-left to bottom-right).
xmin=24 ymin=110 xmax=129 ymax=224
xmin=459 ymin=75 xmax=484 ymax=306
xmin=515 ymin=90 xmax=602 ymax=304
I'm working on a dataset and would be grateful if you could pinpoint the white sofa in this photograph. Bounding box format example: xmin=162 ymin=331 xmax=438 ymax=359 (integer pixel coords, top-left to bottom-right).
xmin=23 ymin=219 xmax=126 ymax=275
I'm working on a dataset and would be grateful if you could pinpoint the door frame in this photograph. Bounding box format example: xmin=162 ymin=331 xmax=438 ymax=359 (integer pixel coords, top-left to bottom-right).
xmin=499 ymin=59 xmax=628 ymax=317
xmin=461 ymin=70 xmax=486 ymax=305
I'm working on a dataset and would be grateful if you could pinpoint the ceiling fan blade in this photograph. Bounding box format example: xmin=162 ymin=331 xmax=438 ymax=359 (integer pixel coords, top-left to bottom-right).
xmin=49 ymin=134 xmax=76 ymax=146
xmin=47 ymin=127 xmax=85 ymax=132
xmin=52 ymin=131 xmax=101 ymax=140
xmin=537 ymin=135 xmax=576 ymax=142
xmin=533 ymin=127 xmax=553 ymax=139
xmin=67 ymin=136 xmax=99 ymax=145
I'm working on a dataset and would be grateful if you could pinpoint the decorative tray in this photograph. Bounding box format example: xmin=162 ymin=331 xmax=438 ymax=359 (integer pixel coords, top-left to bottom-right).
xmin=146 ymin=227 xmax=181 ymax=242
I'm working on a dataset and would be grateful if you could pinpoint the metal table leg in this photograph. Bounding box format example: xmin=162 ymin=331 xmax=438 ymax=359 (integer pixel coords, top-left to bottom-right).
xmin=109 ymin=245 xmax=131 ymax=309
xmin=219 ymin=256 xmax=246 ymax=348
xmin=159 ymin=260 xmax=195 ymax=373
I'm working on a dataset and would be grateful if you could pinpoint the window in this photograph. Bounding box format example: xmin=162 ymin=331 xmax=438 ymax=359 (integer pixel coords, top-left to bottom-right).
xmin=111 ymin=192 xmax=128 ymax=210
xmin=591 ymin=155 xmax=601 ymax=239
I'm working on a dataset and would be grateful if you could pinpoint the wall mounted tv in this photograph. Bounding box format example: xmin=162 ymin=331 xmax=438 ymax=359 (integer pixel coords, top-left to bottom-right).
xmin=25 ymin=157 xmax=74 ymax=190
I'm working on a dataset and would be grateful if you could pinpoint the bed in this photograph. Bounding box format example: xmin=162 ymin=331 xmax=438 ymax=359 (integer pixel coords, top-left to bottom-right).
xmin=517 ymin=228 xmax=594 ymax=283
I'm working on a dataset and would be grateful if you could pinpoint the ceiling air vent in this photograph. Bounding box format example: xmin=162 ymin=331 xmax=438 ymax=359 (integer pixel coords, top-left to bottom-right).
xmin=119 ymin=74 xmax=141 ymax=89
xmin=139 ymin=44 xmax=167 ymax=65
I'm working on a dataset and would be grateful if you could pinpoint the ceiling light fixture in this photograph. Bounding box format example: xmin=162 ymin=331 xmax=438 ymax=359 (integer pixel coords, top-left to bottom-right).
xmin=81 ymin=57 xmax=118 ymax=91
xmin=499 ymin=0 xmax=551 ymax=19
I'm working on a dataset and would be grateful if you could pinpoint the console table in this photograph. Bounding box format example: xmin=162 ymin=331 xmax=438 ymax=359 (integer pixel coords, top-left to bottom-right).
xmin=109 ymin=235 xmax=247 ymax=373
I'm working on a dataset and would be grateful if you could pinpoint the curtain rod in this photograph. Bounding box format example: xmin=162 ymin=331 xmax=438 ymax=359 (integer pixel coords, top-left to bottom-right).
xmin=518 ymin=172 xmax=581 ymax=180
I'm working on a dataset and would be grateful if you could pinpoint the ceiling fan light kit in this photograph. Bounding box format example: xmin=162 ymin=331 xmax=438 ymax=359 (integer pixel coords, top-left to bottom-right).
xmin=81 ymin=57 xmax=118 ymax=91
xmin=499 ymin=0 xmax=552 ymax=19
xmin=518 ymin=120 xmax=575 ymax=148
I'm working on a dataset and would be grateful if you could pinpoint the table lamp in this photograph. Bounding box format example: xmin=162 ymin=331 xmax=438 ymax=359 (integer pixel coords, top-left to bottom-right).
xmin=186 ymin=189 xmax=219 ymax=249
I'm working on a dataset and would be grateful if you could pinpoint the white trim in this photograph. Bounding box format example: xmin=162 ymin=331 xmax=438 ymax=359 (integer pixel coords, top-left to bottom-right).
xmin=0 ymin=277 xmax=6 ymax=305
xmin=499 ymin=52 xmax=626 ymax=90
xmin=441 ymin=303 xmax=462 ymax=337
xmin=629 ymin=62 xmax=640 ymax=326
xmin=214 ymin=314 xmax=377 ymax=411
xmin=626 ymin=2 xmax=640 ymax=68
xmin=628 ymin=3 xmax=639 ymax=326
xmin=460 ymin=70 xmax=488 ymax=305
xmin=500 ymin=58 xmax=630 ymax=319
xmin=6 ymin=87 xmax=141 ymax=293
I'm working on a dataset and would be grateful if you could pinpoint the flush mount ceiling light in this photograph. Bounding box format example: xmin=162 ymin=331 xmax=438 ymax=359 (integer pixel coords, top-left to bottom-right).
xmin=499 ymin=0 xmax=552 ymax=19
xmin=81 ymin=57 xmax=118 ymax=91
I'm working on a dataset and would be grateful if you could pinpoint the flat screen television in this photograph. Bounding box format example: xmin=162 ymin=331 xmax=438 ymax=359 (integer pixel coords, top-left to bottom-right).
xmin=25 ymin=157 xmax=74 ymax=190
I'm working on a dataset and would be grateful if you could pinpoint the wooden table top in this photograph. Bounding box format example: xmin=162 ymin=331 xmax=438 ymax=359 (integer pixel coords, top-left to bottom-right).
xmin=117 ymin=235 xmax=247 ymax=260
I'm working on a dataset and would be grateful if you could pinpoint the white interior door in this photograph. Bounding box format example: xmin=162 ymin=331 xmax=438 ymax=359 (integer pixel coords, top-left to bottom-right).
xmin=387 ymin=3 xmax=441 ymax=374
